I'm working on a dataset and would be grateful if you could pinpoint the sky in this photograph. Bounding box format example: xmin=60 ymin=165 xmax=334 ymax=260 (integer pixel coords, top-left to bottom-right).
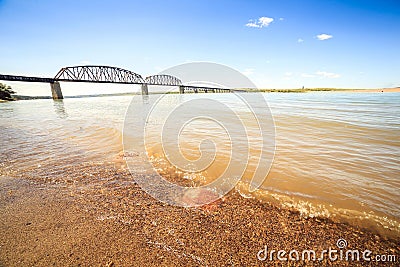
xmin=0 ymin=0 xmax=399 ymax=95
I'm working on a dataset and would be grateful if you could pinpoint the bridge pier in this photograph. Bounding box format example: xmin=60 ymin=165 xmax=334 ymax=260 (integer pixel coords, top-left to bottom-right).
xmin=141 ymin=83 xmax=149 ymax=95
xmin=179 ymin=85 xmax=185 ymax=94
xmin=50 ymin=81 xmax=63 ymax=100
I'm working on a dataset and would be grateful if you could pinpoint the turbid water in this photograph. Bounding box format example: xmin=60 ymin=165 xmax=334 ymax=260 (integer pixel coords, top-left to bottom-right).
xmin=1 ymin=92 xmax=399 ymax=238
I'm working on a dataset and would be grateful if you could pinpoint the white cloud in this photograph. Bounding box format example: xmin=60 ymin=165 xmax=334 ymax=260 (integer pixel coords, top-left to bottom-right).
xmin=245 ymin=22 xmax=260 ymax=28
xmin=316 ymin=71 xmax=340 ymax=78
xmin=245 ymin=16 xmax=274 ymax=28
xmin=259 ymin=17 xmax=274 ymax=27
xmin=316 ymin=33 xmax=333 ymax=40
xmin=301 ymin=73 xmax=315 ymax=78
xmin=297 ymin=38 xmax=304 ymax=43
xmin=279 ymin=17 xmax=284 ymax=21
xmin=80 ymin=60 xmax=91 ymax=65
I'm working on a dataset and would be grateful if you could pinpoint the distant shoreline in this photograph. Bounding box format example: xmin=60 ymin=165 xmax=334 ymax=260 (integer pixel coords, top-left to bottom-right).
xmin=4 ymin=87 xmax=400 ymax=101
xmin=343 ymin=87 xmax=400 ymax=93
xmin=245 ymin=87 xmax=400 ymax=93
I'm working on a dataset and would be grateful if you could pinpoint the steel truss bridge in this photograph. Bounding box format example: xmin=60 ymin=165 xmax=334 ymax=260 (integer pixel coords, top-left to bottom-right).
xmin=0 ymin=65 xmax=233 ymax=99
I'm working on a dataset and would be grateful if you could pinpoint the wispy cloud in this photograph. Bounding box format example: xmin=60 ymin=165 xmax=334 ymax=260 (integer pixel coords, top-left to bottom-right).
xmin=301 ymin=71 xmax=340 ymax=78
xmin=316 ymin=33 xmax=333 ymax=40
xmin=279 ymin=17 xmax=284 ymax=21
xmin=316 ymin=71 xmax=340 ymax=78
xmin=80 ymin=60 xmax=91 ymax=65
xmin=301 ymin=73 xmax=315 ymax=78
xmin=297 ymin=38 xmax=304 ymax=43
xmin=245 ymin=16 xmax=274 ymax=28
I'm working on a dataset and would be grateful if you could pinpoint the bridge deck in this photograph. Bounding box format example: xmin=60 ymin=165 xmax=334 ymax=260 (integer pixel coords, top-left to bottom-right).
xmin=0 ymin=74 xmax=147 ymax=85
xmin=0 ymin=74 xmax=55 ymax=83
xmin=180 ymin=85 xmax=231 ymax=93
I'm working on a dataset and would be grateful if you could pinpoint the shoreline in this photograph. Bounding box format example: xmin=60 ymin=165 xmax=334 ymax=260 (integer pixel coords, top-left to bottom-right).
xmin=344 ymin=88 xmax=400 ymax=93
xmin=3 ymin=87 xmax=399 ymax=101
xmin=1 ymin=164 xmax=399 ymax=266
xmin=250 ymin=87 xmax=400 ymax=93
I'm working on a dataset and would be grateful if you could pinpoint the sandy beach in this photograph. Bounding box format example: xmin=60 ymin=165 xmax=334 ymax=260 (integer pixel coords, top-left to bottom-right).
xmin=1 ymin=162 xmax=399 ymax=266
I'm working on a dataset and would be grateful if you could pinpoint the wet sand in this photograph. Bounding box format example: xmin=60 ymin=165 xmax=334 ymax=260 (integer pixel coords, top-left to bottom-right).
xmin=0 ymin=163 xmax=399 ymax=266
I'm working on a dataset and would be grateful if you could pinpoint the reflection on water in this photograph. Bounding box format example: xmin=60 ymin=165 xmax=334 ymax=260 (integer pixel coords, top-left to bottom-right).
xmin=141 ymin=94 xmax=150 ymax=104
xmin=0 ymin=93 xmax=399 ymax=238
xmin=53 ymin=100 xmax=68 ymax=119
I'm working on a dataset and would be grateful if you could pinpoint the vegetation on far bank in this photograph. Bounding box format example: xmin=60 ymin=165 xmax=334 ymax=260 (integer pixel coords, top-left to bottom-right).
xmin=240 ymin=88 xmax=349 ymax=93
xmin=0 ymin=83 xmax=16 ymax=101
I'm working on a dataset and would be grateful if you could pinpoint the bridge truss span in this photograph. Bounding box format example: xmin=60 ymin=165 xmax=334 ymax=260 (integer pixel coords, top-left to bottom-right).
xmin=54 ymin=65 xmax=145 ymax=84
xmin=145 ymin=74 xmax=182 ymax=86
xmin=0 ymin=65 xmax=242 ymax=100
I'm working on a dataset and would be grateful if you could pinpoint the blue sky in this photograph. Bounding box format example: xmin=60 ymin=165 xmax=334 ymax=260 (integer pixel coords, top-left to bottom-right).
xmin=0 ymin=0 xmax=399 ymax=94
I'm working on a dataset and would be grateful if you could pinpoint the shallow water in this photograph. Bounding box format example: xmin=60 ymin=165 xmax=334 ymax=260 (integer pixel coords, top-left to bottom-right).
xmin=1 ymin=92 xmax=399 ymax=238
